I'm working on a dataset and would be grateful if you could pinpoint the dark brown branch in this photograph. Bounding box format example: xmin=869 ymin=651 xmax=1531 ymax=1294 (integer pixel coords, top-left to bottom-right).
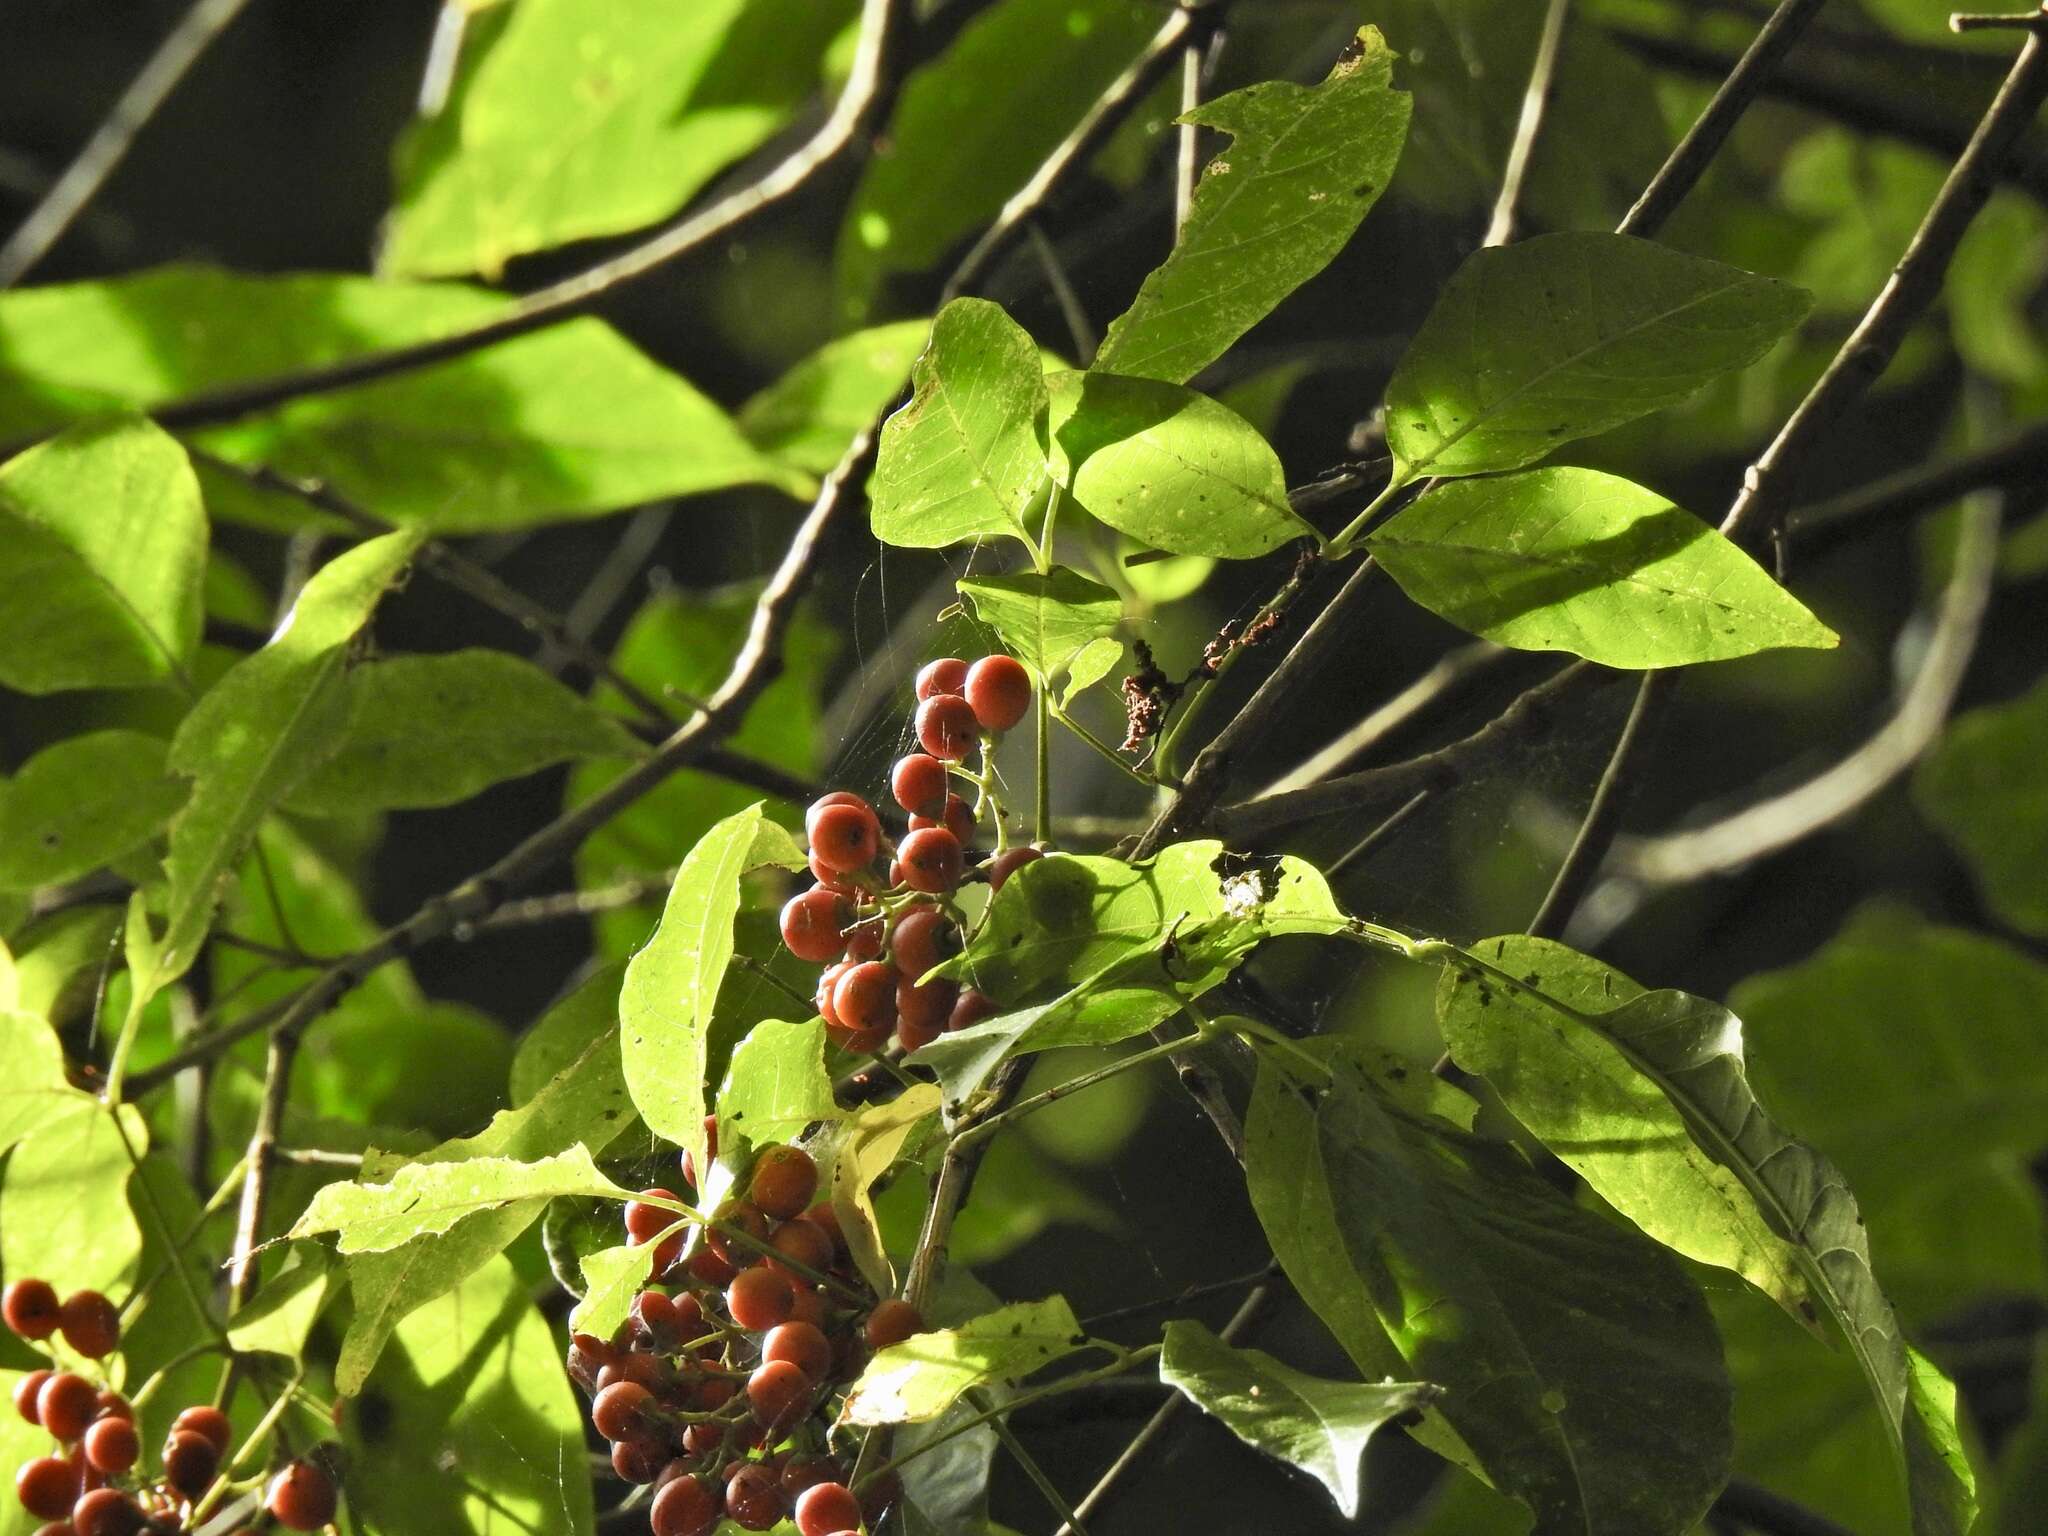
xmin=1788 ymin=415 xmax=2048 ymax=551
xmin=111 ymin=0 xmax=911 ymax=437
xmin=1710 ymin=1478 xmax=1859 ymax=1536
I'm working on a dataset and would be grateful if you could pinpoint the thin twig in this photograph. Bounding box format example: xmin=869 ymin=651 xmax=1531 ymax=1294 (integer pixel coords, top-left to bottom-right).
xmin=90 ymin=0 xmax=912 ymax=438
xmin=1324 ymin=790 xmax=1433 ymax=879
xmin=1526 ymin=673 xmax=1668 ymax=940
xmin=1787 ymin=415 xmax=2048 ymax=551
xmin=1078 ymin=1261 xmax=1282 ymax=1331
xmin=1027 ymin=223 xmax=1097 ymax=364
xmin=0 ymin=0 xmax=256 ymax=287
xmin=1175 ymin=7 xmax=1205 ymax=233
xmin=463 ymin=869 xmax=679 ymax=934
xmin=1484 ymin=0 xmax=1574 ymax=247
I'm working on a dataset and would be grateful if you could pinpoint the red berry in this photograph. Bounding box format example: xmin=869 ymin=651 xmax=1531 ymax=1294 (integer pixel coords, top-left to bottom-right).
xmin=965 ymin=655 xmax=1032 ymax=732
xmin=897 ymin=973 xmax=957 ymax=1038
xmin=768 ymin=1218 xmax=834 ymax=1276
xmin=727 ymin=1267 xmax=795 ymax=1332
xmin=890 ymin=908 xmax=959 ymax=980
xmin=14 ymin=1370 xmax=51 ymax=1427
xmin=809 ymin=850 xmax=852 ymax=886
xmin=650 ymin=1473 xmax=721 ymax=1536
xmin=809 ymin=804 xmax=880 ymax=875
xmin=781 ymin=887 xmax=853 ymax=964
xmin=948 ymin=988 xmax=998 ymax=1032
xmin=833 ymin=962 xmax=899 ymax=1035
xmin=804 ymin=792 xmax=869 ymax=839
xmin=15 ymin=1457 xmax=77 ymax=1521
xmin=92 ymin=1392 xmax=130 ymax=1422
xmin=897 ymin=828 xmax=963 ymax=893
xmin=795 ymin=1481 xmax=865 ymax=1536
xmin=889 ymin=754 xmax=949 ymax=819
xmin=988 ymin=845 xmax=1045 ymax=891
xmin=71 ymin=1488 xmax=143 ymax=1536
xmin=163 ymin=1430 xmax=220 ymax=1499
xmin=3 ymin=1279 xmax=59 ymax=1341
xmin=631 ymin=1290 xmax=682 ymax=1352
xmin=842 ymin=919 xmax=885 ymax=961
xmin=266 ymin=1459 xmax=338 ymax=1531
xmin=909 ymin=793 xmax=976 ymax=845
xmin=746 ymin=1359 xmax=812 ymax=1433
xmin=686 ymin=1244 xmax=738 ymax=1289
xmin=914 ymin=695 xmax=980 ymax=761
xmin=788 ymin=1284 xmax=828 ymax=1329
xmin=625 ymin=1188 xmax=681 ymax=1246
xmin=567 ymin=1333 xmax=617 ymax=1393
xmin=591 ymin=1381 xmax=655 ymax=1442
xmin=37 ymin=1374 xmax=97 ymax=1441
xmin=762 ymin=1322 xmax=832 ymax=1383
xmin=896 ymin=1012 xmax=943 ymax=1055
xmin=749 ymin=1146 xmax=819 ymax=1221
xmin=778 ymin=1454 xmax=839 ymax=1499
xmin=915 ymin=658 xmax=967 ymax=701
xmin=82 ymin=1418 xmax=138 ymax=1477
xmin=705 ymin=1201 xmax=772 ymax=1269
xmin=866 ymin=1299 xmax=925 ymax=1351
xmin=57 ymin=1292 xmax=118 ymax=1359
xmin=803 ymin=1202 xmax=846 ymax=1258
xmin=611 ymin=1437 xmax=667 ymax=1484
xmin=725 ymin=1462 xmax=786 ymax=1531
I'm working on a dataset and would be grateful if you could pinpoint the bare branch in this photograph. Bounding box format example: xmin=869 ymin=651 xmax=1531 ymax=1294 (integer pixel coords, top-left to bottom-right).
xmin=1484 ymin=0 xmax=1574 ymax=247
xmin=1788 ymin=416 xmax=2048 ymax=551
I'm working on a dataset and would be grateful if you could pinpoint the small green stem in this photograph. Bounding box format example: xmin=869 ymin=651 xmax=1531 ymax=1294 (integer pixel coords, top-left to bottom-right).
xmin=1035 ymin=686 xmax=1052 ymax=844
xmin=1052 ymin=705 xmax=1175 ymax=788
xmin=1326 ymin=469 xmax=1414 ymax=557
xmin=192 ymin=1369 xmax=302 ymax=1523
xmin=953 ymin=1030 xmax=1197 ymax=1150
xmin=984 ymin=1395 xmax=1092 ymax=1536
xmin=1226 ymin=1012 xmax=1332 ymax=1083
xmin=128 ymin=1340 xmax=230 ymax=1409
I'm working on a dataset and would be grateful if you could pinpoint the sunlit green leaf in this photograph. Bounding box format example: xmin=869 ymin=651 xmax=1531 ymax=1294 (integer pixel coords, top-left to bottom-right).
xmin=871 ymin=298 xmax=1049 ymax=550
xmin=226 ymin=1251 xmax=334 ymax=1360
xmin=842 ymin=1295 xmax=1086 ymax=1424
xmin=1915 ymin=677 xmax=2048 ymax=937
xmin=718 ymin=1017 xmax=843 ymax=1150
xmin=1093 ymin=27 xmax=1409 ymax=384
xmin=286 ymin=649 xmax=641 ymax=814
xmin=0 ymin=730 xmax=186 ymax=891
xmin=291 ymin=1144 xmax=628 ymax=1255
xmin=956 ymin=566 xmax=1121 ymax=690
xmin=741 ymin=318 xmax=931 ymax=472
xmin=1050 ymin=371 xmax=1313 ymax=558
xmin=1382 ymin=232 xmax=1810 ymax=478
xmin=567 ymin=1234 xmax=674 ymax=1342
xmin=1160 ymin=1320 xmax=1438 ymax=1519
xmin=385 ymin=0 xmax=856 ymax=279
xmin=0 ymin=417 xmax=204 ymax=695
xmin=1247 ymin=1035 xmax=1732 ymax=1536
xmin=824 ymin=1084 xmax=941 ymax=1293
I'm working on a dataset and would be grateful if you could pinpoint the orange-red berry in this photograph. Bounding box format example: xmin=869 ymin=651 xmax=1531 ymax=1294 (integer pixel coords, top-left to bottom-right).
xmin=914 ymin=695 xmax=979 ymax=761
xmin=915 ymin=658 xmax=967 ymax=701
xmin=808 ymin=803 xmax=880 ymax=874
xmin=898 ymin=827 xmax=963 ymax=893
xmin=57 ymin=1291 xmax=118 ymax=1359
xmin=37 ymin=1374 xmax=97 ymax=1441
xmin=266 ymin=1459 xmax=338 ymax=1531
xmin=3 ymin=1279 xmax=59 ymax=1341
xmin=794 ymin=1481 xmax=864 ymax=1536
xmin=988 ymin=845 xmax=1045 ymax=891
xmin=866 ymin=1299 xmax=925 ymax=1351
xmin=964 ymin=655 xmax=1032 ymax=732
xmin=832 ymin=962 xmax=899 ymax=1035
xmin=781 ymin=886 xmax=854 ymax=964
xmin=890 ymin=754 xmax=949 ymax=819
xmin=762 ymin=1321 xmax=832 ymax=1383
xmin=727 ymin=1266 xmax=795 ymax=1332
xmin=750 ymin=1145 xmax=819 ymax=1221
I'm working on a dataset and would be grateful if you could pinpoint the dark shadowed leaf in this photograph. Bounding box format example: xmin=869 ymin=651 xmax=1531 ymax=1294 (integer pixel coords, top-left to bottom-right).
xmin=741 ymin=318 xmax=931 ymax=472
xmin=0 ymin=730 xmax=186 ymax=890
xmin=1915 ymin=677 xmax=2048 ymax=937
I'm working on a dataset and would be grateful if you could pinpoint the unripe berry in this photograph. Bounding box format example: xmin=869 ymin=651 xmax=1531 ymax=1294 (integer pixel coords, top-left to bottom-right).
xmin=832 ymin=962 xmax=899 ymax=1035
xmin=14 ymin=1370 xmax=51 ymax=1427
xmin=897 ymin=828 xmax=963 ymax=894
xmin=749 ymin=1145 xmax=819 ymax=1221
xmin=746 ymin=1360 xmax=812 ymax=1434
xmin=915 ymin=658 xmax=967 ymax=701
xmin=914 ymin=695 xmax=979 ymax=762
xmin=266 ymin=1459 xmax=338 ymax=1531
xmin=866 ymin=1299 xmax=925 ymax=1351
xmin=762 ymin=1321 xmax=832 ymax=1383
xmin=3 ymin=1279 xmax=59 ymax=1341
xmin=650 ymin=1473 xmax=721 ymax=1536
xmin=171 ymin=1404 xmax=233 ymax=1455
xmin=808 ymin=804 xmax=880 ymax=875
xmin=948 ymin=989 xmax=998 ymax=1032
xmin=37 ymin=1374 xmax=97 ymax=1441
xmin=725 ymin=1462 xmax=786 ymax=1531
xmin=781 ymin=887 xmax=853 ymax=964
xmin=82 ymin=1417 xmax=138 ymax=1476
xmin=794 ymin=1481 xmax=865 ymax=1536
xmin=964 ymin=654 xmax=1032 ymax=732
xmin=57 ymin=1292 xmax=119 ymax=1359
xmin=71 ymin=1488 xmax=143 ymax=1536
xmin=889 ymin=754 xmax=949 ymax=819
xmin=987 ymin=844 xmax=1045 ymax=891
xmin=14 ymin=1456 xmax=77 ymax=1521
xmin=727 ymin=1266 xmax=795 ymax=1332
xmin=591 ymin=1381 xmax=656 ymax=1442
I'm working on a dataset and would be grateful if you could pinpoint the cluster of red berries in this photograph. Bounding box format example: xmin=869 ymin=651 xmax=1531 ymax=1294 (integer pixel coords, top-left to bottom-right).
xmin=780 ymin=655 xmax=1045 ymax=1055
xmin=573 ymin=1137 xmax=925 ymax=1536
xmin=4 ymin=1278 xmax=337 ymax=1534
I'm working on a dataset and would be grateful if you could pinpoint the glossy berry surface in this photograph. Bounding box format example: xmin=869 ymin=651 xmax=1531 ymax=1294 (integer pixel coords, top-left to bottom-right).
xmin=897 ymin=827 xmax=963 ymax=893
xmin=57 ymin=1291 xmax=119 ymax=1358
xmin=889 ymin=907 xmax=958 ymax=979
xmin=14 ymin=1457 xmax=76 ymax=1521
xmin=161 ymin=1430 xmax=219 ymax=1499
xmin=13 ymin=1370 xmax=50 ymax=1427
xmin=2 ymin=1279 xmax=59 ymax=1341
xmin=780 ymin=887 xmax=853 ymax=964
xmin=949 ymin=989 xmax=998 ymax=1032
xmin=71 ymin=1488 xmax=143 ymax=1536
xmin=914 ymin=695 xmax=979 ymax=761
xmin=988 ymin=844 xmax=1045 ymax=891
xmin=746 ymin=1359 xmax=811 ymax=1431
xmin=725 ymin=1462 xmax=785 ymax=1531
xmin=82 ymin=1417 xmax=138 ymax=1476
xmin=624 ymin=1188 xmax=680 ymax=1246
xmin=768 ymin=1218 xmax=834 ymax=1275
xmin=965 ymin=654 xmax=1032 ymax=732
xmin=808 ymin=803 xmax=880 ymax=874
xmin=909 ymin=793 xmax=975 ymax=845
xmin=591 ymin=1380 xmax=655 ymax=1442
xmin=832 ymin=961 xmax=899 ymax=1034
xmin=36 ymin=1373 xmax=97 ymax=1441
xmin=748 ymin=1144 xmax=819 ymax=1221
xmin=803 ymin=791 xmax=868 ymax=838
xmin=866 ymin=1298 xmax=925 ymax=1351
xmin=726 ymin=1266 xmax=795 ymax=1331
xmin=761 ymin=1320 xmax=832 ymax=1383
xmin=889 ymin=753 xmax=949 ymax=818
xmin=794 ymin=1481 xmax=865 ymax=1536
xmin=171 ymin=1405 xmax=233 ymax=1455
xmin=266 ymin=1459 xmax=338 ymax=1531
xmin=914 ymin=657 xmax=967 ymax=701
xmin=650 ymin=1473 xmax=721 ymax=1536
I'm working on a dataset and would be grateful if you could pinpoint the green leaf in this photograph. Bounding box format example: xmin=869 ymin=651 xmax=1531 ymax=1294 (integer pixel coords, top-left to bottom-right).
xmin=620 ymin=806 xmax=808 ymax=1176
xmin=1915 ymin=676 xmax=2048 ymax=937
xmin=718 ymin=1017 xmax=843 ymax=1149
xmin=956 ymin=567 xmax=1121 ymax=690
xmin=1092 ymin=27 xmax=1410 ymax=384
xmin=0 ymin=730 xmax=186 ymax=890
xmin=1050 ymin=371 xmax=1314 ymax=558
xmin=741 ymin=318 xmax=932 ymax=473
xmin=299 ymin=1000 xmax=513 ymax=1144
xmin=1730 ymin=909 xmax=2048 ymax=1310
xmin=871 ymin=298 xmax=1050 ymax=550
xmin=285 ymin=649 xmax=641 ymax=814
xmin=834 ymin=0 xmax=1164 ymax=322
xmin=335 ymin=968 xmax=634 ymax=1391
xmin=567 ymin=1235 xmax=675 ymax=1342
xmin=1159 ymin=1320 xmax=1439 ymax=1518
xmin=291 ymin=1145 xmax=628 ymax=1255
xmin=1059 ymin=636 xmax=1124 ymax=707
xmin=344 ymin=1254 xmax=595 ymax=1536
xmin=226 ymin=1251 xmax=334 ymax=1360
xmin=1479 ymin=957 xmax=1975 ymax=1536
xmin=1247 ymin=1035 xmax=1732 ymax=1536
xmin=137 ymin=531 xmax=422 ymax=1007
xmin=825 ymin=1084 xmax=942 ymax=1293
xmin=384 ymin=0 xmax=855 ymax=278
xmin=842 ymin=1296 xmax=1087 ymax=1425
xmin=1382 ymin=232 xmax=1810 ymax=478
xmin=510 ymin=961 xmax=627 ymax=1105
xmin=1366 ymin=468 xmax=1837 ymax=667
xmin=0 ymin=267 xmax=808 ymax=530
xmin=9 ymin=908 xmax=123 ymax=1026
xmin=0 ymin=417 xmax=204 ymax=694
xmin=1439 ymin=936 xmax=1814 ymax=1323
